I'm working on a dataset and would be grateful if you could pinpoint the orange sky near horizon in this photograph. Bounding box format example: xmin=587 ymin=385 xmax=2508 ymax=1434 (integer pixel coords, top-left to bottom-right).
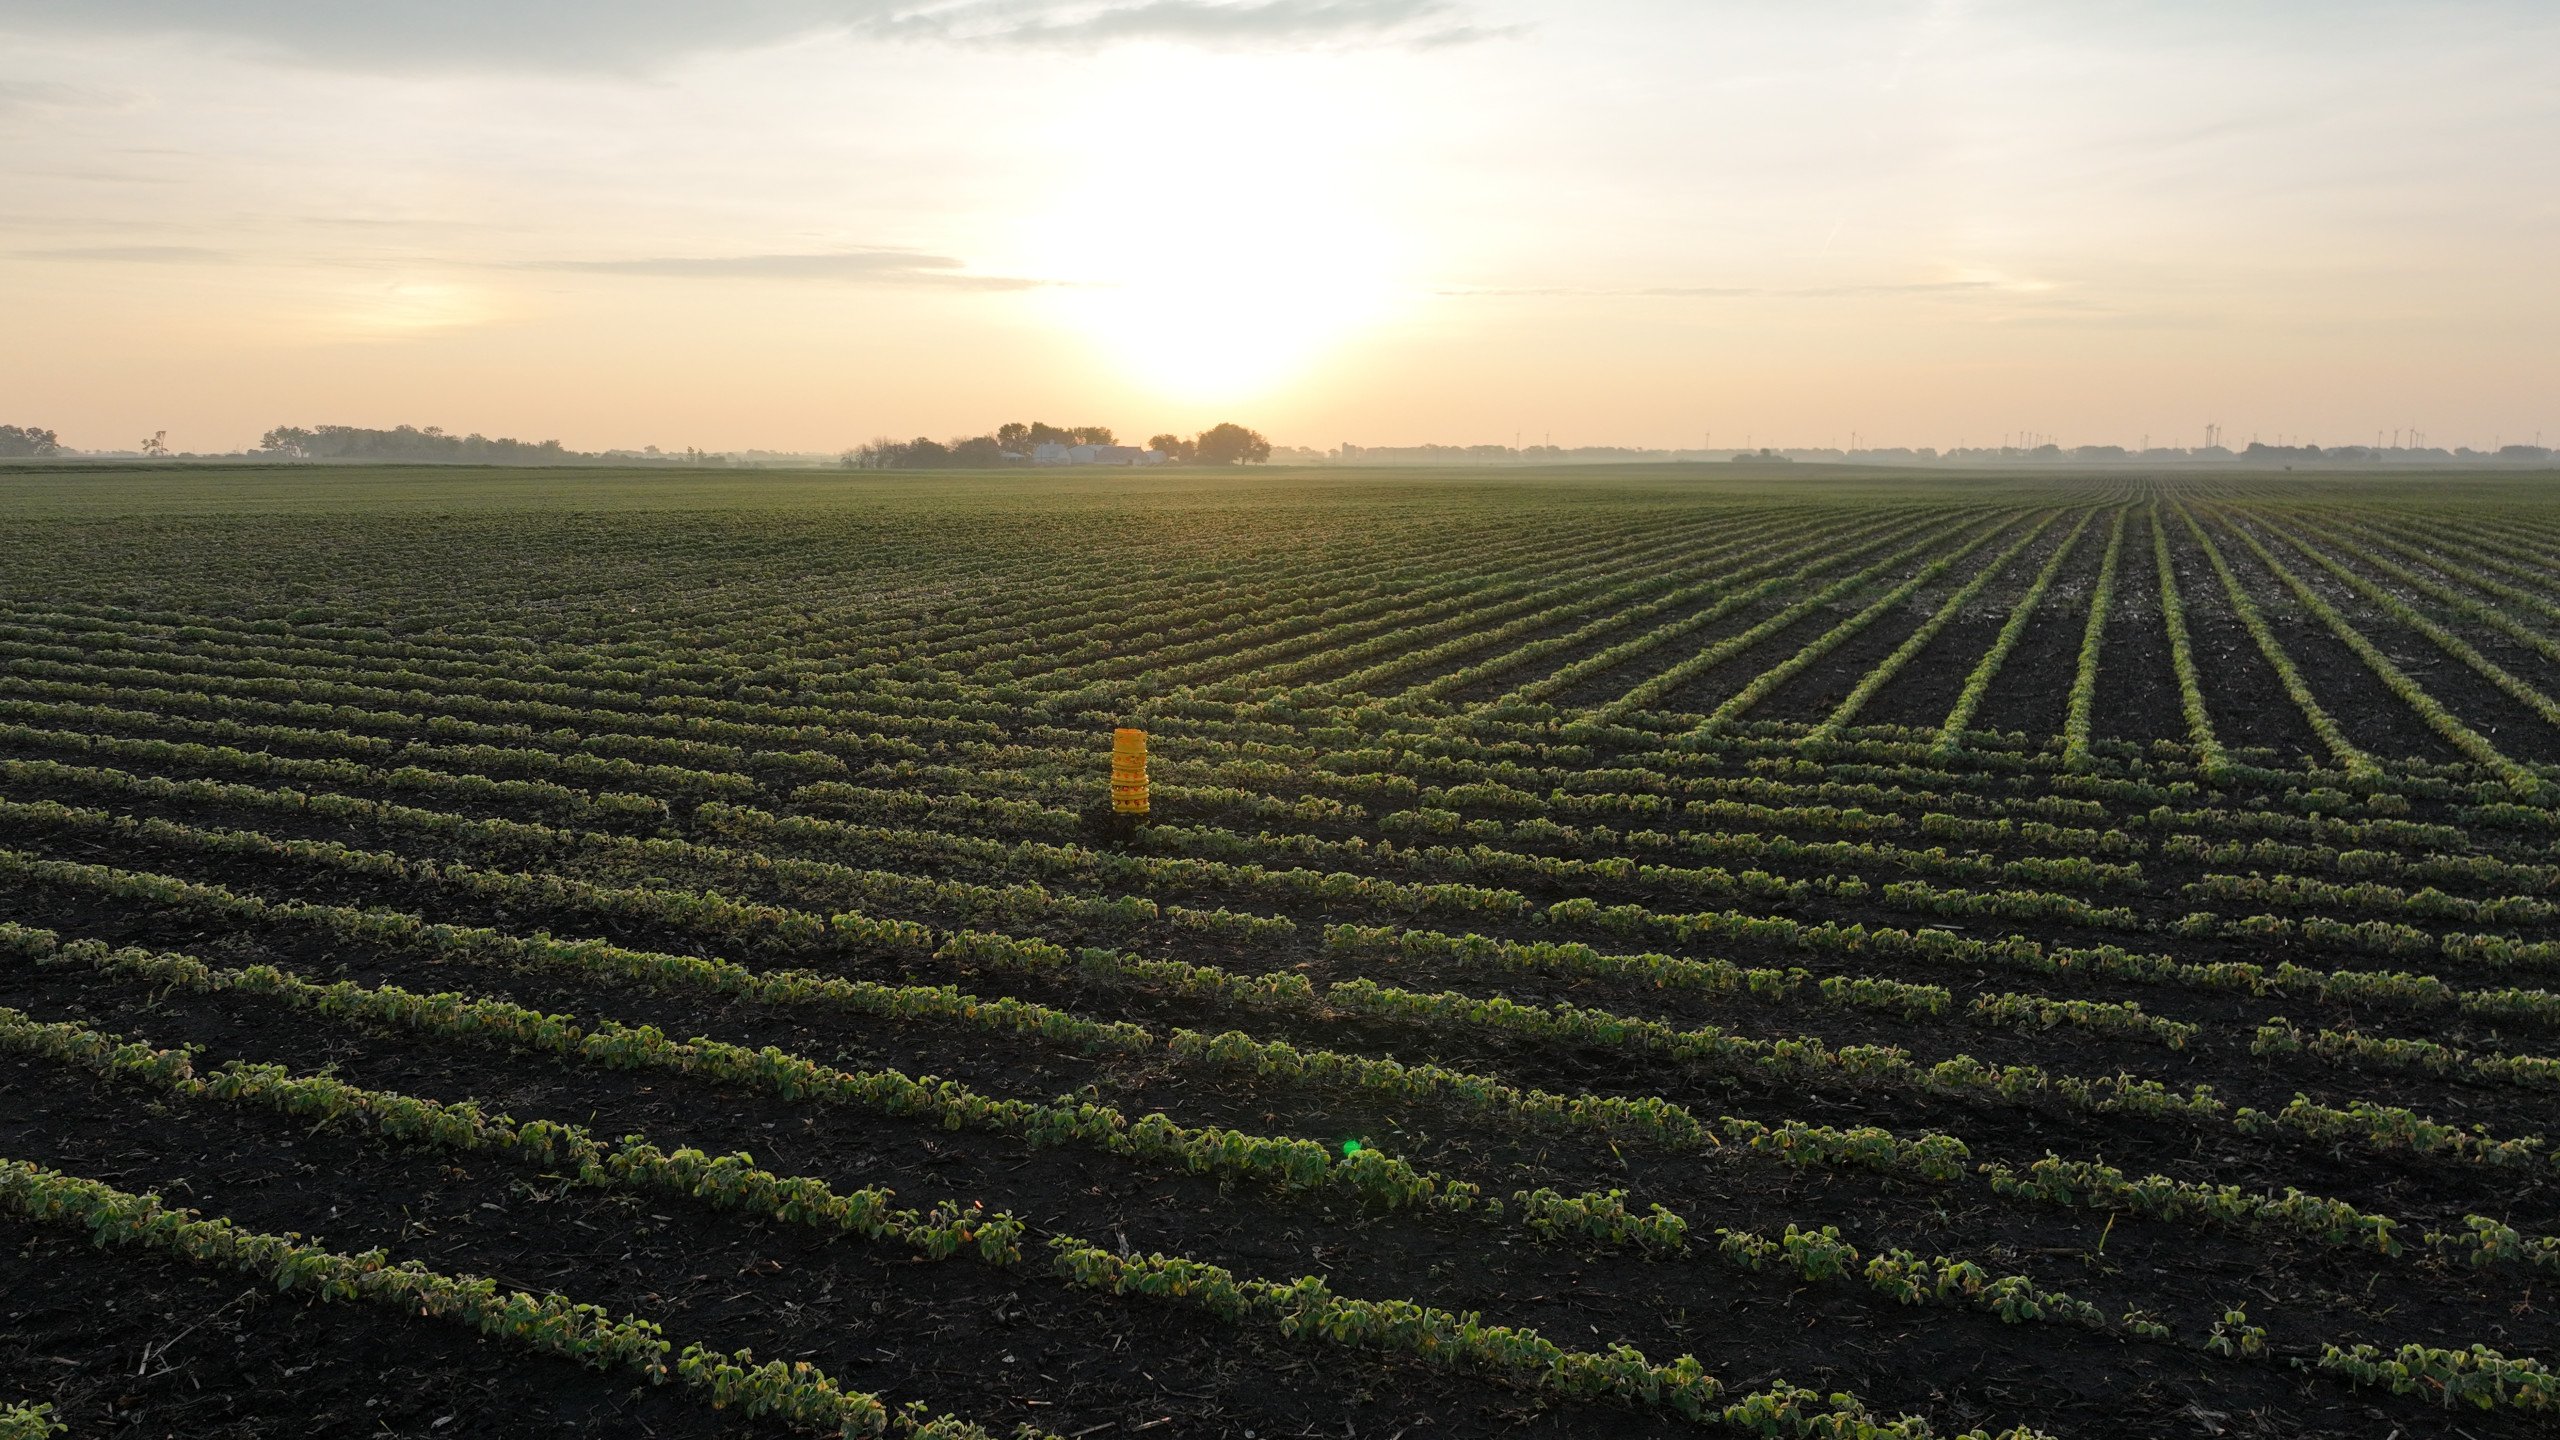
xmin=2 ymin=0 xmax=2554 ymax=456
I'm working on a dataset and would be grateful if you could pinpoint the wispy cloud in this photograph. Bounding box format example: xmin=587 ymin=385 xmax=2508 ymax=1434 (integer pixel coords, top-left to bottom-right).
xmin=1438 ymin=277 xmax=2039 ymax=300
xmin=0 ymin=77 xmax=114 ymax=111
xmin=513 ymin=248 xmax=1054 ymax=289
xmin=0 ymin=0 xmax=1504 ymax=70
xmin=14 ymin=242 xmax=1057 ymax=290
xmin=16 ymin=243 xmax=230 ymax=262
xmin=878 ymin=0 xmax=1513 ymax=49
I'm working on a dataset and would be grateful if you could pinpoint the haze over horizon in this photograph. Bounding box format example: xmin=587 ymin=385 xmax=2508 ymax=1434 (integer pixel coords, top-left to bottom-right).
xmin=4 ymin=0 xmax=2554 ymax=457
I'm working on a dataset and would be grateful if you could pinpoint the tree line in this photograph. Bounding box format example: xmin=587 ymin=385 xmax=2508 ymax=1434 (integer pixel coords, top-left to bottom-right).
xmin=5 ymin=417 xmax=1281 ymax=468
xmin=259 ymin=425 xmax=586 ymax=463
xmin=0 ymin=425 xmax=62 ymax=458
xmin=841 ymin=420 xmax=1271 ymax=470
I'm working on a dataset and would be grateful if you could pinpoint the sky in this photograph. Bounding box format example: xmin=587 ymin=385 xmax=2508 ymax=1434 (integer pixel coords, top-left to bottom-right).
xmin=2 ymin=0 xmax=2555 ymax=455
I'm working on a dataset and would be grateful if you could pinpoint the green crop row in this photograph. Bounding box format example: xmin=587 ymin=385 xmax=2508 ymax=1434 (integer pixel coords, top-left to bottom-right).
xmin=2157 ymin=832 xmax=2556 ymax=899
xmin=10 ymin=604 xmax=2539 ymax=860
xmin=1316 ymin=978 xmax=2233 ymax=1131
xmin=0 ymin=1160 xmax=986 ymax=1439
xmin=2183 ymin=871 xmax=2552 ymax=929
xmin=1718 ymin=1223 xmax=2107 ymax=1330
xmin=2312 ymin=1342 xmax=2556 ymax=1413
xmin=1980 ymin=1155 xmax=2408 ymax=1255
xmin=1530 ymin=889 xmax=2560 ymax=1030
xmin=1704 ymin=519 xmax=2033 ymax=736
xmin=2251 ymin=1019 xmax=2560 ymax=1089
xmin=1046 ymin=1243 xmax=2050 ymax=1438
xmin=19 ymin=769 xmax=2558 ymax=1080
xmin=1323 ymin=922 xmax=1945 ymax=1017
xmin=1945 ymin=512 xmax=2104 ymax=758
xmin=0 ymin=992 xmax=1975 ymax=1432
xmin=0 ymin=998 xmax=1026 ymax=1264
xmin=1269 ymin=805 xmax=2149 ymax=898
xmin=2207 ymin=508 xmax=2541 ymax=795
xmin=2258 ymin=514 xmax=2560 ymax=743
xmin=2060 ymin=508 xmax=2128 ymax=770
xmin=2175 ymin=506 xmax=2377 ymax=778
xmin=1968 ymin=993 xmax=2196 ymax=1049
xmin=0 ymin=836 xmax=1980 ymax=1205
xmin=1608 ymin=520 xmax=1993 ymax=718
xmin=1811 ymin=515 xmax=2066 ymax=741
xmin=2237 ymin=1095 xmax=2549 ymax=1169
xmin=2150 ymin=508 xmax=2228 ymax=773
xmin=13 ymin=931 xmax=1489 ymax=1215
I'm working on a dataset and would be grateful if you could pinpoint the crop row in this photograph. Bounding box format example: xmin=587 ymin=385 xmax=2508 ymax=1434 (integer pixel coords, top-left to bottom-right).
xmin=10 ymin=709 xmax=2548 ymax=944
xmin=1397 ymin=511 xmax=1907 ymax=707
xmin=1312 ymin=517 xmax=1816 ymax=700
xmin=1605 ymin=516 xmax=2000 ymax=719
xmin=0 ymin=993 xmax=2078 ymax=1439
xmin=40 ymin=724 xmax=2544 ymax=1013
xmin=1701 ymin=515 xmax=2049 ymax=734
xmin=12 ymin=854 xmax=2554 ymax=1288
xmin=2255 ymin=515 xmax=2560 ymax=738
xmin=2251 ymin=1019 xmax=2560 ymax=1089
xmin=24 ymin=532 xmax=2560 ymax=835
xmin=2200 ymin=507 xmax=2541 ymax=793
xmin=1496 ymin=512 xmax=1979 ymax=709
xmin=2151 ymin=509 xmax=2229 ymax=771
xmin=9 ymin=643 xmax=2539 ymax=866
xmin=8 ymin=765 xmax=2550 ymax=1077
xmin=0 ymin=1159 xmax=976 ymax=1439
xmin=1941 ymin=509 xmax=2102 ymax=758
xmin=14 ymin=771 xmax=2560 ymax=1099
xmin=2060 ymin=508 xmax=2130 ymax=769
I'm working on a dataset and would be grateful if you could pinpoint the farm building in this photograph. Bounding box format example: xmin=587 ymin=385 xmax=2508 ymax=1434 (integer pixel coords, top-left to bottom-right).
xmin=1029 ymin=442 xmax=1166 ymax=466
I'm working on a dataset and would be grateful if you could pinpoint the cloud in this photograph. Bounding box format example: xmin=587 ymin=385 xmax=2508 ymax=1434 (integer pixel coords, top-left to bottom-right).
xmin=513 ymin=248 xmax=1053 ymax=289
xmin=0 ymin=0 xmax=1502 ymax=71
xmin=16 ymin=243 xmax=230 ymax=262
xmin=1437 ymin=277 xmax=2046 ymax=300
xmin=0 ymin=77 xmax=112 ymax=111
xmin=878 ymin=0 xmax=1511 ymax=49
xmin=0 ymin=1 xmax=849 ymax=70
xmin=14 ymin=242 xmax=1049 ymax=289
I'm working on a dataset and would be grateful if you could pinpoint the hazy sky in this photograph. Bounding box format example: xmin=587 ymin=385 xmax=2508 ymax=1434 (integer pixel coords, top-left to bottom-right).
xmin=3 ymin=1 xmax=2554 ymax=454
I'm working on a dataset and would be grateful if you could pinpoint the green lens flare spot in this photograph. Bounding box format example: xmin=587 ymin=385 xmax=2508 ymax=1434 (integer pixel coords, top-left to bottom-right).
xmin=1341 ymin=1140 xmax=1363 ymax=1157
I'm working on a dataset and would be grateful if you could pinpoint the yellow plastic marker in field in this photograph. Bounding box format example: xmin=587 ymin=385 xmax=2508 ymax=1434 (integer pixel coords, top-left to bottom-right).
xmin=1110 ymin=727 xmax=1149 ymax=816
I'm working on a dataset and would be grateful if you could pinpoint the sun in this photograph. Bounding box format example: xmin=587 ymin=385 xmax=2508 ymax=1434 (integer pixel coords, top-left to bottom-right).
xmin=328 ymin=280 xmax=501 ymax=342
xmin=1046 ymin=203 xmax=1393 ymax=404
xmin=1018 ymin=56 xmax=1402 ymax=406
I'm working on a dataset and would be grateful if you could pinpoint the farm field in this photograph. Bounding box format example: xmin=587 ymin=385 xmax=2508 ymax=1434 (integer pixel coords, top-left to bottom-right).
xmin=2 ymin=462 xmax=2558 ymax=1439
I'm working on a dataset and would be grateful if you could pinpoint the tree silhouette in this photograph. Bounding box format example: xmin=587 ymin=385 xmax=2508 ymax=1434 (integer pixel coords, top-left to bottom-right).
xmin=0 ymin=425 xmax=61 ymax=458
xmin=1193 ymin=422 xmax=1270 ymax=465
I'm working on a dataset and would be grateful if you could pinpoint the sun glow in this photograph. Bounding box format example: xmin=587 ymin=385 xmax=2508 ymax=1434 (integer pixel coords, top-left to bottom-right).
xmin=1021 ymin=58 xmax=1401 ymax=407
xmin=331 ymin=280 xmax=500 ymax=341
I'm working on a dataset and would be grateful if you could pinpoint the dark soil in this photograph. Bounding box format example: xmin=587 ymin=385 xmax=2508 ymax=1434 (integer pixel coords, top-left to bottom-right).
xmin=8 ymin=940 xmax=2545 ymax=1440
xmin=0 ymin=1215 xmax=771 ymax=1439
xmin=1965 ymin=514 xmax=2120 ymax=742
xmin=2156 ymin=514 xmax=2328 ymax=763
xmin=8 ymin=482 xmax=2559 ymax=1440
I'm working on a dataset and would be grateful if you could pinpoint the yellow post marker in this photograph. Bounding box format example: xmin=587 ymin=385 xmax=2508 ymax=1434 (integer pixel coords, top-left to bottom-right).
xmin=1110 ymin=727 xmax=1149 ymax=817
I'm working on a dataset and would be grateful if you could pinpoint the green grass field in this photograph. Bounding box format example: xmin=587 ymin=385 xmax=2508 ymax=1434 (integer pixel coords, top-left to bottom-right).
xmin=2 ymin=462 xmax=2557 ymax=1439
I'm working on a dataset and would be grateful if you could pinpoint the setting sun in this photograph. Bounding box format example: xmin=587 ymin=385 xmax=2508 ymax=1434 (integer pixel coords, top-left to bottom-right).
xmin=1020 ymin=56 xmax=1401 ymax=404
